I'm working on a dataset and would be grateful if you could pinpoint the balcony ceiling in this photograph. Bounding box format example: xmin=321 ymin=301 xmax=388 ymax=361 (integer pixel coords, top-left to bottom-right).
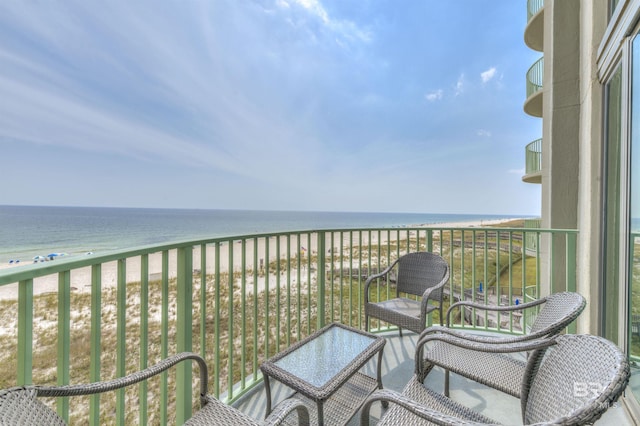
xmin=522 ymin=171 xmax=542 ymax=184
xmin=524 ymin=90 xmax=543 ymax=118
xmin=524 ymin=7 xmax=544 ymax=52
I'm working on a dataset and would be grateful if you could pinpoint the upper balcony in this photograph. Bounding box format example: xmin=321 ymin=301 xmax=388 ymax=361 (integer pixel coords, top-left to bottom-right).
xmin=523 ymin=138 xmax=542 ymax=184
xmin=0 ymin=224 xmax=630 ymax=424
xmin=525 ymin=0 xmax=544 ymax=52
xmin=524 ymin=56 xmax=544 ymax=117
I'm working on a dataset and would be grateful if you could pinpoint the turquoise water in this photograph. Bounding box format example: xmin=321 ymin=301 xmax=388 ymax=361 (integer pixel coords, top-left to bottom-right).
xmin=0 ymin=205 xmax=522 ymax=264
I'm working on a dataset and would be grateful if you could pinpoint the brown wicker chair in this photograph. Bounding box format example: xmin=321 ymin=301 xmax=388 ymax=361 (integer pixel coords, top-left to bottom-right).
xmin=0 ymin=352 xmax=308 ymax=425
xmin=361 ymin=334 xmax=630 ymax=425
xmin=364 ymin=252 xmax=450 ymax=336
xmin=419 ymin=291 xmax=586 ymax=398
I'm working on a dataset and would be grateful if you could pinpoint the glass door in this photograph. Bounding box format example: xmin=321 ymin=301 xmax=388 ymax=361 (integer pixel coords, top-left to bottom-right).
xmin=628 ymin=32 xmax=640 ymax=401
xmin=603 ymin=65 xmax=622 ymax=345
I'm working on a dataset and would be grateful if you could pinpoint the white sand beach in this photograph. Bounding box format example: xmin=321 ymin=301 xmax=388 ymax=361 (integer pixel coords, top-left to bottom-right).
xmin=0 ymin=218 xmax=519 ymax=300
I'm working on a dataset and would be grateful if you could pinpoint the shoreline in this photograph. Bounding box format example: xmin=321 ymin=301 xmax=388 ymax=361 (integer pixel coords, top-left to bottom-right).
xmin=0 ymin=218 xmax=520 ymax=300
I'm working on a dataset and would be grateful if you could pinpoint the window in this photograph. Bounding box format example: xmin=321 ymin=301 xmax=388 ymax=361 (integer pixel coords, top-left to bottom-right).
xmin=629 ymin=31 xmax=640 ymax=401
xmin=610 ymin=0 xmax=620 ymax=19
xmin=603 ymin=65 xmax=622 ymax=345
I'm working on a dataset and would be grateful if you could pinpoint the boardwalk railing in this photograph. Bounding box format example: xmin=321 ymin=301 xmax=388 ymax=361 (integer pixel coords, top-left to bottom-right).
xmin=0 ymin=226 xmax=577 ymax=424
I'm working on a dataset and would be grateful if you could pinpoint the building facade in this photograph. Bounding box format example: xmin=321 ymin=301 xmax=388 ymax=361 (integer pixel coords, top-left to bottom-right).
xmin=524 ymin=0 xmax=640 ymax=416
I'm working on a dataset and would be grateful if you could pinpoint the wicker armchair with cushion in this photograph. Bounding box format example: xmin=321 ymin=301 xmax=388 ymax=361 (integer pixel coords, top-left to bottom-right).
xmin=364 ymin=252 xmax=450 ymax=337
xmin=421 ymin=291 xmax=586 ymax=398
xmin=0 ymin=352 xmax=308 ymax=426
xmin=361 ymin=333 xmax=629 ymax=425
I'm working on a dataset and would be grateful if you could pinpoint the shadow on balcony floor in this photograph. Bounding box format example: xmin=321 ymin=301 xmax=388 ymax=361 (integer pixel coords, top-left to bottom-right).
xmin=232 ymin=330 xmax=634 ymax=425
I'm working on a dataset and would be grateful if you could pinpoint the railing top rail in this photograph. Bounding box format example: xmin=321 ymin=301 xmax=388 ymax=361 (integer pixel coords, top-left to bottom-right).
xmin=0 ymin=226 xmax=578 ymax=286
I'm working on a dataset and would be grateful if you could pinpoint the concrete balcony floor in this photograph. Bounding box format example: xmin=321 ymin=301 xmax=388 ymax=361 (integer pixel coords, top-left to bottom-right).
xmin=232 ymin=331 xmax=634 ymax=425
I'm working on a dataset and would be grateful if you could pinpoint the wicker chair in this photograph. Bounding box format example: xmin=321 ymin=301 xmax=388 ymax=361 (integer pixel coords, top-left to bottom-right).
xmin=361 ymin=333 xmax=630 ymax=425
xmin=0 ymin=352 xmax=308 ymax=425
xmin=364 ymin=252 xmax=450 ymax=337
xmin=421 ymin=291 xmax=586 ymax=398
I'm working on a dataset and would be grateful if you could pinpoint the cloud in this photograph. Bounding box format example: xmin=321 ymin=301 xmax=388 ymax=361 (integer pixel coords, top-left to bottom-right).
xmin=282 ymin=0 xmax=372 ymax=44
xmin=476 ymin=129 xmax=491 ymax=137
xmin=454 ymin=74 xmax=464 ymax=96
xmin=425 ymin=89 xmax=443 ymax=102
xmin=508 ymin=168 xmax=525 ymax=175
xmin=481 ymin=67 xmax=497 ymax=83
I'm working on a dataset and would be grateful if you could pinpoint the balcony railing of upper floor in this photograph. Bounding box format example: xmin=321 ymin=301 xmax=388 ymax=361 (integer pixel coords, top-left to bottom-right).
xmin=525 ymin=56 xmax=544 ymax=117
xmin=523 ymin=138 xmax=542 ymax=184
xmin=525 ymin=0 xmax=544 ymax=52
xmin=0 ymin=224 xmax=578 ymax=424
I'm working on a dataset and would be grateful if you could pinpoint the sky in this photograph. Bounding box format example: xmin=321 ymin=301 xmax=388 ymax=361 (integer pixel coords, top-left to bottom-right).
xmin=0 ymin=1 xmax=542 ymax=216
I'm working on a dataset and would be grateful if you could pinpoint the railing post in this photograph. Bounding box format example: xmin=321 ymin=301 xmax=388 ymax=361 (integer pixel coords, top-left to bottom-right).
xmin=57 ymin=271 xmax=71 ymax=422
xmin=139 ymin=255 xmax=149 ymax=425
xmin=160 ymin=251 xmax=170 ymax=425
xmin=176 ymin=247 xmax=193 ymax=425
xmin=566 ymin=232 xmax=578 ymax=334
xmin=89 ymin=265 xmax=102 ymax=426
xmin=317 ymin=232 xmax=326 ymax=329
xmin=116 ymin=259 xmax=127 ymax=425
xmin=17 ymin=279 xmax=33 ymax=386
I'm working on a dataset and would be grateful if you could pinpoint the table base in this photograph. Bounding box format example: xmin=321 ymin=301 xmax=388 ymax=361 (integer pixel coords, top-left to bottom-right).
xmin=278 ymin=372 xmax=379 ymax=426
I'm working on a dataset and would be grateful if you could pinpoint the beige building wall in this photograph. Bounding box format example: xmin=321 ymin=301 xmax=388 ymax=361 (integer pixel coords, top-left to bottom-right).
xmin=537 ymin=0 xmax=607 ymax=334
xmin=576 ymin=0 xmax=607 ymax=335
xmin=539 ymin=0 xmax=580 ymax=311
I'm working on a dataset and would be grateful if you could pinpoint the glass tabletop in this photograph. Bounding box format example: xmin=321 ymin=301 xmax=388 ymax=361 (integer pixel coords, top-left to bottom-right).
xmin=273 ymin=325 xmax=376 ymax=388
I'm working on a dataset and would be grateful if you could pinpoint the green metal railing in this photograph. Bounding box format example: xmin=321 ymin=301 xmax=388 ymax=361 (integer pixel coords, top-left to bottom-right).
xmin=0 ymin=226 xmax=577 ymax=424
xmin=524 ymin=219 xmax=542 ymax=255
xmin=525 ymin=138 xmax=542 ymax=176
xmin=527 ymin=0 xmax=544 ymax=22
xmin=526 ymin=56 xmax=544 ymax=99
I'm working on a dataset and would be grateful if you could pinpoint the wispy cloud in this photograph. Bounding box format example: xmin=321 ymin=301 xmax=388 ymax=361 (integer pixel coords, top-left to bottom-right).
xmin=279 ymin=0 xmax=372 ymax=44
xmin=454 ymin=74 xmax=464 ymax=96
xmin=0 ymin=1 xmax=542 ymax=214
xmin=425 ymin=89 xmax=443 ymax=102
xmin=481 ymin=67 xmax=497 ymax=83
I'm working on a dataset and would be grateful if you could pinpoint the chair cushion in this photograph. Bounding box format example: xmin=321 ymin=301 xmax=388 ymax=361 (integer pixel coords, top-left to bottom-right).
xmin=367 ymin=298 xmax=436 ymax=334
xmin=0 ymin=388 xmax=66 ymax=425
xmin=186 ymin=396 xmax=259 ymax=425
xmin=378 ymin=376 xmax=498 ymax=425
xmin=424 ymin=341 xmax=526 ymax=398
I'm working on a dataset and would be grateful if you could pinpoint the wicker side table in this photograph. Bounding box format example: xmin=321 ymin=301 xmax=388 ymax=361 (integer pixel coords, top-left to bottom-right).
xmin=260 ymin=323 xmax=385 ymax=426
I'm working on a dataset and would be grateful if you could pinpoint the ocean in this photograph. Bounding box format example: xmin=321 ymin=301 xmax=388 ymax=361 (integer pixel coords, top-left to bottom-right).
xmin=0 ymin=205 xmax=522 ymax=264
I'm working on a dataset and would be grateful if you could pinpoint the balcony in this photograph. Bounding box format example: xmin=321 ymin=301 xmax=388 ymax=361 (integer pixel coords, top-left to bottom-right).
xmin=0 ymin=225 xmax=630 ymax=424
xmin=523 ymin=138 xmax=542 ymax=184
xmin=524 ymin=0 xmax=544 ymax=52
xmin=524 ymin=57 xmax=544 ymax=117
